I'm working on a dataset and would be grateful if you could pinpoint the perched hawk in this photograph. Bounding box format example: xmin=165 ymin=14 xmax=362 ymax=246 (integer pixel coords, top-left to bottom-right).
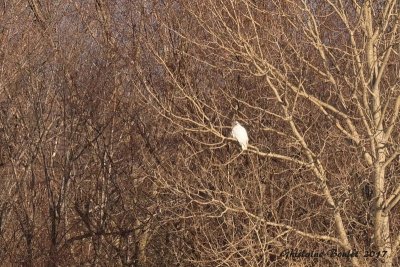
xmin=231 ymin=121 xmax=249 ymax=151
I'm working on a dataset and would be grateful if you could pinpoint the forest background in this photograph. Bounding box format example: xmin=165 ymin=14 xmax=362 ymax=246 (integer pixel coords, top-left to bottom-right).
xmin=0 ymin=1 xmax=399 ymax=266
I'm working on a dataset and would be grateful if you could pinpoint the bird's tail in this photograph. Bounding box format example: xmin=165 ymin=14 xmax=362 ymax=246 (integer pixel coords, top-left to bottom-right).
xmin=241 ymin=143 xmax=248 ymax=150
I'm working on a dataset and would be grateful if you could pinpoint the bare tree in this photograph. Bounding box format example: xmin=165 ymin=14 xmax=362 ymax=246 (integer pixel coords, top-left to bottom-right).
xmin=139 ymin=0 xmax=400 ymax=266
xmin=1 ymin=0 xmax=399 ymax=266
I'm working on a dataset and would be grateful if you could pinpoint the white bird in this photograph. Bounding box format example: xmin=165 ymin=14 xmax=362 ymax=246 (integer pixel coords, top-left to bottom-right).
xmin=231 ymin=121 xmax=249 ymax=151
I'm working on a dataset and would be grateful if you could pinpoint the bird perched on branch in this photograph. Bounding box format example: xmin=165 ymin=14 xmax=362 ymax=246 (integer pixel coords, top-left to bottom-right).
xmin=231 ymin=121 xmax=249 ymax=151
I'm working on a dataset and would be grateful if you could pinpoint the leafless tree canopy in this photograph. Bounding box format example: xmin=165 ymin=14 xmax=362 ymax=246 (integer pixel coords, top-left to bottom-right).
xmin=0 ymin=0 xmax=399 ymax=266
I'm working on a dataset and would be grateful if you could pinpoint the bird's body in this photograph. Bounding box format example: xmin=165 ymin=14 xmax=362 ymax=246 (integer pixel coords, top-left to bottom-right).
xmin=231 ymin=121 xmax=249 ymax=150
